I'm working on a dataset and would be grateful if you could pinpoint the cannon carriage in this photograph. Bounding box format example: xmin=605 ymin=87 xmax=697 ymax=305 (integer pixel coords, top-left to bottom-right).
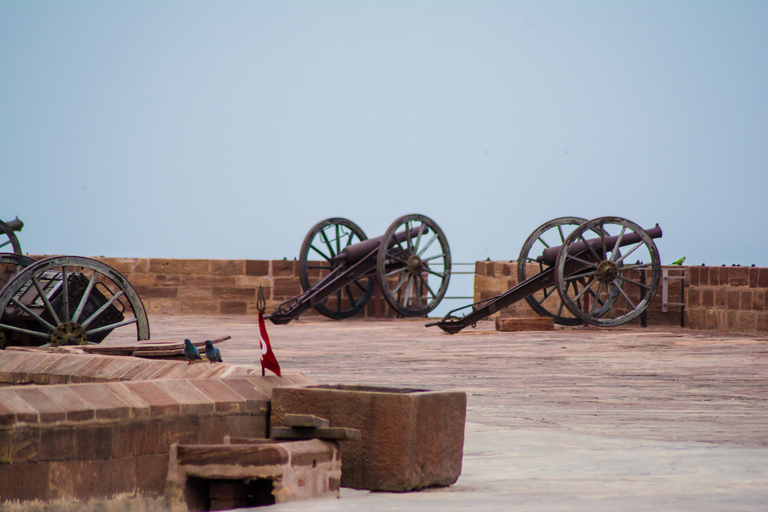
xmin=0 ymin=217 xmax=149 ymax=348
xmin=268 ymin=214 xmax=451 ymax=324
xmin=429 ymin=216 xmax=662 ymax=334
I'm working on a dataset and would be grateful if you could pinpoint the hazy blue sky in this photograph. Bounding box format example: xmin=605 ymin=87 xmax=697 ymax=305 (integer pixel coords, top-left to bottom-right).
xmin=2 ymin=1 xmax=767 ymax=276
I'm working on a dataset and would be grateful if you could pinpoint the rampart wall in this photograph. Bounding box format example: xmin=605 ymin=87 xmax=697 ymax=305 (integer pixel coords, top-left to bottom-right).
xmin=25 ymin=256 xmax=768 ymax=336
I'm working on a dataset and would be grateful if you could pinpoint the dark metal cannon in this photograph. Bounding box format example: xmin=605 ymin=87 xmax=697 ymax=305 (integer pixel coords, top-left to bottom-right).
xmin=268 ymin=214 xmax=451 ymax=324
xmin=428 ymin=216 xmax=662 ymax=334
xmin=0 ymin=217 xmax=150 ymax=348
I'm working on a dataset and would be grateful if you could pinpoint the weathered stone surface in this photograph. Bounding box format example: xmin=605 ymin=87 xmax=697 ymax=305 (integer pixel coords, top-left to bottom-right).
xmin=496 ymin=316 xmax=555 ymax=331
xmin=271 ymin=384 xmax=466 ymax=491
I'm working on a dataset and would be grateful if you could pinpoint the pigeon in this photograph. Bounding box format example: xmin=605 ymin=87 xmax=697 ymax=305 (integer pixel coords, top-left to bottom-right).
xmin=671 ymin=256 xmax=686 ymax=266
xmin=205 ymin=340 xmax=222 ymax=364
xmin=183 ymin=338 xmax=201 ymax=364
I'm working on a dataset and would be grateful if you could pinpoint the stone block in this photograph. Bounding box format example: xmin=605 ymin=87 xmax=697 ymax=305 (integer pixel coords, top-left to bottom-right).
xmin=730 ymin=267 xmax=749 ymax=287
xmin=758 ymin=268 xmax=768 ymax=288
xmin=143 ymin=286 xmax=179 ymax=298
xmin=496 ymin=316 xmax=555 ymax=331
xmin=112 ymin=419 xmax=161 ymax=458
xmin=122 ymin=382 xmax=180 ymax=416
xmin=156 ymin=274 xmax=184 ymax=286
xmin=211 ymin=259 xmax=245 ymax=276
xmin=0 ymin=461 xmax=51 ymax=501
xmin=39 ymin=426 xmax=76 ymax=461
xmin=189 ymin=379 xmax=246 ymax=414
xmin=136 ymin=453 xmax=170 ymax=496
xmin=272 ymin=260 xmax=296 ymax=277
xmin=220 ymin=300 xmax=248 ymax=315
xmin=159 ymin=417 xmax=201 ymax=451
xmin=271 ymin=384 xmax=466 ymax=491
xmin=273 ymin=278 xmax=302 ymax=298
xmin=180 ymin=301 xmax=220 ymax=315
xmin=184 ymin=275 xmax=238 ymax=287
xmin=181 ymin=259 xmax=211 ymax=275
xmin=149 ymin=259 xmax=183 ymax=274
xmin=75 ymin=424 xmax=114 ymax=460
xmin=246 ymin=259 xmax=270 ymax=276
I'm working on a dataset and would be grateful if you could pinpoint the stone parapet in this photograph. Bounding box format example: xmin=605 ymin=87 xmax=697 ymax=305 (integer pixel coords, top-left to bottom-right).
xmin=270 ymin=384 xmax=466 ymax=492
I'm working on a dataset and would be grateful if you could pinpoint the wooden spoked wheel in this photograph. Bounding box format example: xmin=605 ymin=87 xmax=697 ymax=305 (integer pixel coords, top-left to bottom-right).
xmin=518 ymin=217 xmax=587 ymax=325
xmin=554 ymin=217 xmax=661 ymax=327
xmin=376 ymin=214 xmax=451 ymax=317
xmin=0 ymin=256 xmax=149 ymax=348
xmin=298 ymin=218 xmax=374 ymax=319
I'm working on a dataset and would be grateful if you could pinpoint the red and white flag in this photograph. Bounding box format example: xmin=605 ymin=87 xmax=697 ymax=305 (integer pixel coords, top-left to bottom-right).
xmin=258 ymin=310 xmax=281 ymax=377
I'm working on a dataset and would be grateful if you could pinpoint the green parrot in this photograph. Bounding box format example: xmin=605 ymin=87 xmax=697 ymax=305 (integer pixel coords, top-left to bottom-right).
xmin=670 ymin=256 xmax=686 ymax=266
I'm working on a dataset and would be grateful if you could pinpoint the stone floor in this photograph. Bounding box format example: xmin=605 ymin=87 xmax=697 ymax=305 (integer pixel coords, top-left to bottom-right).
xmin=108 ymin=315 xmax=768 ymax=511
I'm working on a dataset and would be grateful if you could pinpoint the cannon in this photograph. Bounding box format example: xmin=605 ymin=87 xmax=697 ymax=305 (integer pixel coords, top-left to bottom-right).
xmin=0 ymin=217 xmax=150 ymax=348
xmin=428 ymin=216 xmax=662 ymax=334
xmin=268 ymin=214 xmax=451 ymax=324
xmin=0 ymin=217 xmax=24 ymax=256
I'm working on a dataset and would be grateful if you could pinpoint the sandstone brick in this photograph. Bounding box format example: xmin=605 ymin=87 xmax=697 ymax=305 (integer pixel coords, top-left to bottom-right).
xmin=714 ymin=289 xmax=727 ymax=308
xmin=727 ymin=290 xmax=741 ymax=310
xmin=39 ymin=426 xmax=76 ymax=461
xmin=144 ymin=298 xmax=182 ymax=315
xmin=149 ymin=259 xmax=183 ymax=274
xmin=741 ymin=290 xmax=753 ymax=310
xmin=496 ymin=316 xmax=555 ymax=331
xmin=180 ymin=301 xmax=220 ymax=315
xmin=177 ymin=286 xmax=213 ymax=299
xmin=709 ymin=267 xmax=720 ymax=286
xmin=75 ymin=424 xmax=113 ymax=460
xmin=737 ymin=311 xmax=757 ymax=334
xmin=686 ymin=309 xmax=705 ymax=330
xmin=48 ymin=460 xmax=99 ymax=500
xmin=156 ymin=274 xmax=184 ymax=286
xmin=152 ymin=380 xmax=215 ymax=416
xmin=686 ymin=288 xmax=700 ymax=307
xmin=753 ymin=290 xmax=765 ymax=311
xmin=136 ymin=453 xmax=170 ymax=496
xmin=475 ymin=261 xmax=491 ymax=276
xmin=181 ymin=259 xmax=211 ymax=274
xmin=272 ymin=260 xmax=296 ymax=277
xmin=143 ymin=286 xmax=179 ymax=298
xmin=97 ymin=457 xmax=139 ymax=498
xmin=122 ymin=382 xmax=180 ymax=416
xmin=185 ymin=275 xmax=238 ymax=287
xmin=757 ymin=312 xmax=768 ymax=333
xmin=39 ymin=386 xmax=94 ymax=422
xmin=700 ymin=288 xmax=715 ymax=307
xmin=213 ymin=286 xmax=256 ymax=299
xmin=112 ymin=420 xmax=160 ymax=458
xmin=759 ymin=268 xmax=768 ymax=288
xmin=730 ymin=267 xmax=749 ymax=287
xmin=749 ymin=267 xmax=759 ymax=288
xmin=235 ymin=275 xmax=271 ymax=288
xmin=246 ymin=260 xmax=270 ymax=276
xmin=273 ymin=278 xmax=301 ymax=298
xmin=158 ymin=417 xmax=200 ymax=451
xmin=0 ymin=461 xmax=50 ymax=501
xmin=11 ymin=388 xmax=67 ymax=423
xmin=220 ymin=301 xmax=247 ymax=315
xmin=211 ymin=259 xmax=245 ymax=275
xmin=688 ymin=266 xmax=700 ymax=286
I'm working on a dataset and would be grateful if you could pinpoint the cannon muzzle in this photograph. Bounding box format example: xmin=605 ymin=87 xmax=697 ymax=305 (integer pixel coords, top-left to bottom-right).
xmin=2 ymin=217 xmax=23 ymax=233
xmin=330 ymin=225 xmax=429 ymax=266
xmin=537 ymin=224 xmax=662 ymax=266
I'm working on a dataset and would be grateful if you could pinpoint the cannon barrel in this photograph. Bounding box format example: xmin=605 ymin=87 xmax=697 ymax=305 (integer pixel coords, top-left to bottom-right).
xmin=2 ymin=217 xmax=23 ymax=232
xmin=330 ymin=225 xmax=429 ymax=265
xmin=537 ymin=224 xmax=662 ymax=266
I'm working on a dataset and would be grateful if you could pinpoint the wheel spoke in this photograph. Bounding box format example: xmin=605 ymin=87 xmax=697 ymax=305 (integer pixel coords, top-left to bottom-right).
xmin=565 ymin=253 xmax=599 ymax=268
xmin=413 ymin=222 xmax=425 ymax=255
xmin=615 ymin=241 xmax=645 ymax=265
xmin=616 ymin=274 xmax=650 ymax=290
xmin=417 ymin=273 xmax=437 ymax=300
xmin=402 ymin=276 xmax=413 ymax=308
xmin=336 ymin=290 xmax=342 ymax=313
xmin=613 ymin=280 xmax=638 ymax=309
xmin=0 ymin=322 xmax=52 ymax=339
xmin=61 ymin=267 xmax=69 ymax=319
xmin=32 ymin=275 xmax=61 ymax=325
xmin=422 ymin=267 xmax=447 ymax=280
xmin=421 ymin=252 xmax=448 ymax=263
xmin=72 ymin=271 xmax=99 ymax=323
xmin=417 ymin=234 xmax=438 ymax=257
xmin=391 ymin=271 xmax=409 ymax=295
xmin=309 ymin=244 xmax=332 ymax=262
xmin=564 ymin=268 xmax=598 ymax=282
xmin=85 ymin=317 xmax=137 ymax=336
xmin=577 ymin=233 xmax=603 ymax=262
xmin=572 ymin=277 xmax=597 ymax=302
xmin=9 ymin=297 xmax=57 ymax=332
xmin=537 ymin=236 xmax=550 ymax=248
xmin=0 ymin=240 xmax=11 ymax=250
xmin=319 ymin=230 xmax=336 ymax=258
xmin=611 ymin=226 xmax=627 ymax=259
xmin=80 ymin=290 xmax=124 ymax=329
xmin=344 ymin=285 xmax=356 ymax=308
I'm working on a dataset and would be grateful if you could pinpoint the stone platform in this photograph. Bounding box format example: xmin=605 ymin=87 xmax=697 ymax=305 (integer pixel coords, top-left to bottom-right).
xmin=3 ymin=314 xmax=768 ymax=511
xmin=121 ymin=314 xmax=768 ymax=512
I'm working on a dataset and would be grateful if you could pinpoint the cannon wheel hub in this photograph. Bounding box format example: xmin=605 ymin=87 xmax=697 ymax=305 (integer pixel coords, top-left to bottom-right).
xmin=596 ymin=260 xmax=618 ymax=283
xmin=51 ymin=321 xmax=87 ymax=347
xmin=406 ymin=254 xmax=422 ymax=274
